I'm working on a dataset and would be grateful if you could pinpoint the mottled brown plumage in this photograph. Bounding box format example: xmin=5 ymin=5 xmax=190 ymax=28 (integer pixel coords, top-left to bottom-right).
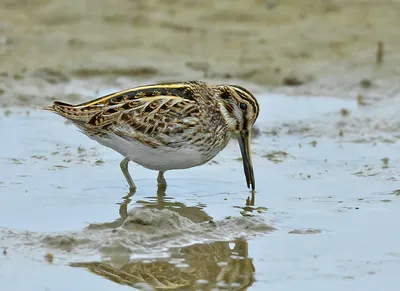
xmin=42 ymin=81 xmax=259 ymax=190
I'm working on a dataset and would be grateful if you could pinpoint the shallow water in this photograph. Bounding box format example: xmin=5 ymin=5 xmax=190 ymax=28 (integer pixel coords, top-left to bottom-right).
xmin=1 ymin=90 xmax=400 ymax=290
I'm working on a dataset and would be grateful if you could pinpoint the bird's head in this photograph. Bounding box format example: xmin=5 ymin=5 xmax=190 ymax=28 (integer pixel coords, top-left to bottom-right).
xmin=216 ymin=84 xmax=260 ymax=190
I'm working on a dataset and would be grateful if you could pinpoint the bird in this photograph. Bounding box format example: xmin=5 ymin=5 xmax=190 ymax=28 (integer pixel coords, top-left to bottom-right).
xmin=41 ymin=81 xmax=260 ymax=191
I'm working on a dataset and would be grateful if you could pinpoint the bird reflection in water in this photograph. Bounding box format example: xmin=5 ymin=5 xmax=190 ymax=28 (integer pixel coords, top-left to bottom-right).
xmin=70 ymin=238 xmax=255 ymax=290
xmin=85 ymin=184 xmax=213 ymax=230
xmin=72 ymin=186 xmax=257 ymax=290
xmin=86 ymin=183 xmax=256 ymax=231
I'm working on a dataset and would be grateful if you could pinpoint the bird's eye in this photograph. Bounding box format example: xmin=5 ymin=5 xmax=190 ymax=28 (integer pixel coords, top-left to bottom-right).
xmin=239 ymin=103 xmax=247 ymax=110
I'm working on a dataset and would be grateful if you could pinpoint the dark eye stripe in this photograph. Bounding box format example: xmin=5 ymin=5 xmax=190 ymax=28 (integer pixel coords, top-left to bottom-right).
xmin=225 ymin=103 xmax=235 ymax=116
xmin=231 ymin=87 xmax=259 ymax=121
xmin=242 ymin=113 xmax=248 ymax=131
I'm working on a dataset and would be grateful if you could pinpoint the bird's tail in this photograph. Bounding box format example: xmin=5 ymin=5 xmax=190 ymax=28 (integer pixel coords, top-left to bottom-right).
xmin=36 ymin=101 xmax=91 ymax=122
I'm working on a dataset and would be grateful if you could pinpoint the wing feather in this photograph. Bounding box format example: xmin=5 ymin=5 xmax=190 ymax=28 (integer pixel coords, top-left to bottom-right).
xmin=44 ymin=81 xmax=213 ymax=148
xmin=81 ymin=95 xmax=201 ymax=148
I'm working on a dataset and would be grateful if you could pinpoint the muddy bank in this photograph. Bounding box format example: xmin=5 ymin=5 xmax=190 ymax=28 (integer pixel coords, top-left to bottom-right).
xmin=1 ymin=0 xmax=400 ymax=106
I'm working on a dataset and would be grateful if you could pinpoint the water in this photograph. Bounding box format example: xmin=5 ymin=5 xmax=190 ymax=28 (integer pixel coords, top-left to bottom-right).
xmin=1 ymin=90 xmax=400 ymax=290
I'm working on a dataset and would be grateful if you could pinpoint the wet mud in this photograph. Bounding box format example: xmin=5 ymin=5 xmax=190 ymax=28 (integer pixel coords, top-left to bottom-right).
xmin=2 ymin=0 xmax=400 ymax=107
xmin=2 ymin=91 xmax=400 ymax=290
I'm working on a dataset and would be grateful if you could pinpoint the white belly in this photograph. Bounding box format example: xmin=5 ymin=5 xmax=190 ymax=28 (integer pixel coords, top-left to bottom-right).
xmin=91 ymin=133 xmax=211 ymax=171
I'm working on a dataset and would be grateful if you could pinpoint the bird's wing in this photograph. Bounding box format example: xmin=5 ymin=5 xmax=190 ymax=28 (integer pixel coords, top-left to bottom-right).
xmin=106 ymin=95 xmax=201 ymax=148
xmin=46 ymin=82 xmax=203 ymax=148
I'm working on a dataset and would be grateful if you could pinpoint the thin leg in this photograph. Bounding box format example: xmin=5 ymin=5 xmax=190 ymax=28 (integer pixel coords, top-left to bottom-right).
xmin=157 ymin=171 xmax=167 ymax=186
xmin=120 ymin=158 xmax=136 ymax=190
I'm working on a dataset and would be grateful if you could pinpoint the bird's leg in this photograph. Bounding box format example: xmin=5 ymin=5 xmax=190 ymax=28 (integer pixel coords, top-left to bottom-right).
xmin=120 ymin=158 xmax=136 ymax=190
xmin=157 ymin=171 xmax=167 ymax=186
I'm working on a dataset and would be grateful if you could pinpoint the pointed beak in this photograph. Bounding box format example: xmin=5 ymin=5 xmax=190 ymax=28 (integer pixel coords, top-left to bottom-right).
xmin=238 ymin=131 xmax=255 ymax=190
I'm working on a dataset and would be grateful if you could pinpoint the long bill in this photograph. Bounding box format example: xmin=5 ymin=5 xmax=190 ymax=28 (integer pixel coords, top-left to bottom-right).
xmin=238 ymin=131 xmax=255 ymax=190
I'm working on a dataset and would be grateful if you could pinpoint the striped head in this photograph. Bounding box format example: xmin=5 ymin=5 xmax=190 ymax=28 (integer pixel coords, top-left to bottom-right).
xmin=217 ymin=84 xmax=260 ymax=134
xmin=217 ymin=84 xmax=260 ymax=191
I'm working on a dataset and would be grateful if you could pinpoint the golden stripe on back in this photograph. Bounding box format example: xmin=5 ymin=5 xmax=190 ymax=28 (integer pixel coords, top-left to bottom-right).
xmin=74 ymin=82 xmax=197 ymax=108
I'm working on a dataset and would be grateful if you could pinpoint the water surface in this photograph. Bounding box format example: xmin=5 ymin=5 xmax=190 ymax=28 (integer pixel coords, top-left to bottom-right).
xmin=1 ymin=91 xmax=400 ymax=290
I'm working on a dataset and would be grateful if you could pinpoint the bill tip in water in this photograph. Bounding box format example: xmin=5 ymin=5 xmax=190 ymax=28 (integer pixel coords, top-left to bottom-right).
xmin=247 ymin=181 xmax=255 ymax=191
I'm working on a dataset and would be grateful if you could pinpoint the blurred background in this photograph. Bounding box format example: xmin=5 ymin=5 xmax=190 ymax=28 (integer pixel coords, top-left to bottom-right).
xmin=1 ymin=0 xmax=399 ymax=107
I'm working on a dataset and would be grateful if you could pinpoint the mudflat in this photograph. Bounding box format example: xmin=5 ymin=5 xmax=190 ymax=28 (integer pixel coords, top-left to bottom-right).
xmin=1 ymin=0 xmax=399 ymax=106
